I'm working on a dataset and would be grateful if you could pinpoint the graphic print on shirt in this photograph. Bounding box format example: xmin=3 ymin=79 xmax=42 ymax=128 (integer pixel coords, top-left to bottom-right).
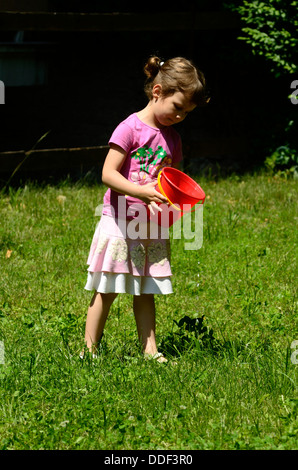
xmin=130 ymin=145 xmax=173 ymax=185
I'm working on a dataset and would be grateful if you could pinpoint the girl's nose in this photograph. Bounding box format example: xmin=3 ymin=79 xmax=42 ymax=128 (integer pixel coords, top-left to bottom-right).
xmin=176 ymin=112 xmax=186 ymax=121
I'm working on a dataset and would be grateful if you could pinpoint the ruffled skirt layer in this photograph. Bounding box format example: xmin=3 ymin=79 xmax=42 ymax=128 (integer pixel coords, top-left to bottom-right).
xmin=85 ymin=214 xmax=173 ymax=295
xmin=85 ymin=272 xmax=173 ymax=295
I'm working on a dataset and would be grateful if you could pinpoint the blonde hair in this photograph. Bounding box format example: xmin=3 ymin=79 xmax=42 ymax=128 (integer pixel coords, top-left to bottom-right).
xmin=144 ymin=56 xmax=208 ymax=106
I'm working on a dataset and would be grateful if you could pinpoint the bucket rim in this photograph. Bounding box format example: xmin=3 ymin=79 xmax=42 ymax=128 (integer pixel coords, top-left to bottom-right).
xmin=160 ymin=167 xmax=205 ymax=201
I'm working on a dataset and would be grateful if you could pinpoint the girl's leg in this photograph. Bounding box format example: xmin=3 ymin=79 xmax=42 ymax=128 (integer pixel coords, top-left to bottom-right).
xmin=133 ymin=294 xmax=166 ymax=361
xmin=84 ymin=291 xmax=118 ymax=353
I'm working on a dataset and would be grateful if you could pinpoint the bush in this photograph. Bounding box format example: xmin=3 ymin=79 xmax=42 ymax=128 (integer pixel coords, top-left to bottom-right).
xmin=226 ymin=0 xmax=298 ymax=168
xmin=227 ymin=0 xmax=298 ymax=75
xmin=265 ymin=145 xmax=298 ymax=178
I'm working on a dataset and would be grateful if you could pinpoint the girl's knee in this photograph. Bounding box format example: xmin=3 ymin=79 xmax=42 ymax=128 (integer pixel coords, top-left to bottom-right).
xmin=90 ymin=291 xmax=117 ymax=307
xmin=134 ymin=293 xmax=154 ymax=300
xmin=102 ymin=292 xmax=118 ymax=306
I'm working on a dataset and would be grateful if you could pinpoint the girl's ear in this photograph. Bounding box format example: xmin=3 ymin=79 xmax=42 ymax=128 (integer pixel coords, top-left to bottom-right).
xmin=152 ymin=84 xmax=162 ymax=100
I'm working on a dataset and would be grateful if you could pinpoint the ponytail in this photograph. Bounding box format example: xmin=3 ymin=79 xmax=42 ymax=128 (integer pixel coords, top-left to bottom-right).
xmin=143 ymin=55 xmax=163 ymax=81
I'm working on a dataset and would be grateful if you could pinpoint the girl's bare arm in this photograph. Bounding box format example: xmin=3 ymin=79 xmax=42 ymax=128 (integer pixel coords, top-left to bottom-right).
xmin=102 ymin=144 xmax=168 ymax=207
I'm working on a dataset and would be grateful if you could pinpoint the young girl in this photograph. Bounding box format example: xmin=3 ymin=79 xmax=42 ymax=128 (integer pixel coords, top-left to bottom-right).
xmin=82 ymin=56 xmax=207 ymax=363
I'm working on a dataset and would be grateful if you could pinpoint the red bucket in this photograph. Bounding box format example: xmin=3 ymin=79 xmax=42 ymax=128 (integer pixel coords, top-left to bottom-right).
xmin=151 ymin=167 xmax=205 ymax=227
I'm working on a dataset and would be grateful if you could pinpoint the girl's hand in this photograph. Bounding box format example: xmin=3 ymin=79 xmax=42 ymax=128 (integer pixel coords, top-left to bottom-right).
xmin=137 ymin=181 xmax=168 ymax=215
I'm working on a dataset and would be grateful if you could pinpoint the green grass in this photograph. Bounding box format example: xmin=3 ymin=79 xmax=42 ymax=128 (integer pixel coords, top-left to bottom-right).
xmin=0 ymin=174 xmax=297 ymax=450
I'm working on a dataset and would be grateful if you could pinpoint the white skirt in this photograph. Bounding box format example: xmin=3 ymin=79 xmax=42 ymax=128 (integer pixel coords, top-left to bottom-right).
xmin=85 ymin=271 xmax=173 ymax=296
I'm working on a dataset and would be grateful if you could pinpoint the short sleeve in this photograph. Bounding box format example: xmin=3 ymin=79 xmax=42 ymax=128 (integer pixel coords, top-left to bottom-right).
xmin=109 ymin=122 xmax=133 ymax=153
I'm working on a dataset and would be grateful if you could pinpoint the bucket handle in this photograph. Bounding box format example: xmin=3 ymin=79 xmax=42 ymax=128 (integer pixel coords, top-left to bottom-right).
xmin=157 ymin=170 xmax=181 ymax=211
xmin=157 ymin=170 xmax=204 ymax=213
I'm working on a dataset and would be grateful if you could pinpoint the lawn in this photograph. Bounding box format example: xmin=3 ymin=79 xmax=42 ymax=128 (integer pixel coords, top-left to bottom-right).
xmin=0 ymin=173 xmax=297 ymax=450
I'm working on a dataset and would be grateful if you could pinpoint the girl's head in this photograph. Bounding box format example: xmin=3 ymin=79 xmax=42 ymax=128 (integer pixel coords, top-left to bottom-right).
xmin=144 ymin=56 xmax=208 ymax=107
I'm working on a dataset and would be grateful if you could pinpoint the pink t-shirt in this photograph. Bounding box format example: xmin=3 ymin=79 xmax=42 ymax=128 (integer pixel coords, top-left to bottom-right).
xmin=102 ymin=113 xmax=183 ymax=219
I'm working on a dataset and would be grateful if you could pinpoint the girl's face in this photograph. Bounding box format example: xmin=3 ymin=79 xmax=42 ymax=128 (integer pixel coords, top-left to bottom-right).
xmin=152 ymin=86 xmax=196 ymax=128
